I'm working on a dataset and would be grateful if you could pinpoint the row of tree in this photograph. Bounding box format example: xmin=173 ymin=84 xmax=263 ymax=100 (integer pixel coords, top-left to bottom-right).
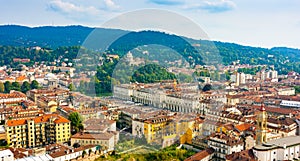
xmin=0 ymin=80 xmax=40 ymax=93
xmin=237 ymin=66 xmax=263 ymax=75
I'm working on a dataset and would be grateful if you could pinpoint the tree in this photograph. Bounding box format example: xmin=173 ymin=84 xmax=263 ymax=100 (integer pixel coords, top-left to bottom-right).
xmin=21 ymin=81 xmax=31 ymax=93
xmin=82 ymin=150 xmax=86 ymax=158
xmin=131 ymin=64 xmax=176 ymax=83
xmin=68 ymin=83 xmax=75 ymax=91
xmin=4 ymin=81 xmax=12 ymax=93
xmin=202 ymin=84 xmax=212 ymax=92
xmin=224 ymin=71 xmax=231 ymax=81
xmin=68 ymin=112 xmax=83 ymax=134
xmin=88 ymin=149 xmax=92 ymax=156
xmin=0 ymin=82 xmax=4 ymax=93
xmin=11 ymin=82 xmax=21 ymax=91
xmin=134 ymin=135 xmax=147 ymax=145
xmin=295 ymin=86 xmax=300 ymax=94
xmin=73 ymin=143 xmax=80 ymax=148
xmin=30 ymin=80 xmax=39 ymax=89
xmin=79 ymin=81 xmax=85 ymax=93
xmin=177 ymin=73 xmax=193 ymax=83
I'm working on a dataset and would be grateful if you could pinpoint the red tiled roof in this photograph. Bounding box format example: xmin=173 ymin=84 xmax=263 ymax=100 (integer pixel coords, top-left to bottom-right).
xmin=225 ymin=149 xmax=256 ymax=161
xmin=6 ymin=119 xmax=27 ymax=127
xmin=0 ymin=91 xmax=26 ymax=99
xmin=184 ymin=148 xmax=214 ymax=161
xmin=71 ymin=132 xmax=114 ymax=140
xmin=6 ymin=114 xmax=69 ymax=126
xmin=16 ymin=75 xmax=26 ymax=82
xmin=235 ymin=123 xmax=253 ymax=132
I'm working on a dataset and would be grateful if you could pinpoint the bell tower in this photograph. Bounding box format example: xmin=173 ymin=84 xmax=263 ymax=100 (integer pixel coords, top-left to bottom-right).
xmin=173 ymin=79 xmax=177 ymax=90
xmin=256 ymin=103 xmax=268 ymax=144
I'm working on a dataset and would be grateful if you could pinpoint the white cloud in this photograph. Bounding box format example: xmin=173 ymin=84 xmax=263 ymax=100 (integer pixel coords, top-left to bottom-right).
xmin=48 ymin=0 xmax=100 ymax=16
xmin=48 ymin=0 xmax=121 ymax=22
xmin=103 ymin=0 xmax=120 ymax=10
xmin=148 ymin=0 xmax=183 ymax=5
xmin=185 ymin=0 xmax=236 ymax=13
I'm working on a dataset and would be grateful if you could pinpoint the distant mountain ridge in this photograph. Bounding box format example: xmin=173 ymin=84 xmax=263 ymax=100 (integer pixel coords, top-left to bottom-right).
xmin=0 ymin=25 xmax=300 ymax=74
xmin=0 ymin=25 xmax=299 ymax=50
xmin=0 ymin=25 xmax=124 ymax=48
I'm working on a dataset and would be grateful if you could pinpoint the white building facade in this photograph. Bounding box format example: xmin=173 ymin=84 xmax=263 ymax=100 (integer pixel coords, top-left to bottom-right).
xmin=253 ymin=136 xmax=300 ymax=161
xmin=113 ymin=84 xmax=226 ymax=114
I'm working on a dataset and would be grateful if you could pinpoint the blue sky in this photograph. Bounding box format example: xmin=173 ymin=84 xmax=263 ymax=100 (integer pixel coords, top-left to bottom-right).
xmin=1 ymin=0 xmax=300 ymax=48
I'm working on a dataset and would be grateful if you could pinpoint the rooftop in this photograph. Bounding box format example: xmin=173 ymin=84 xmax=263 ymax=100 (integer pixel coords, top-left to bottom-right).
xmin=254 ymin=136 xmax=300 ymax=151
xmin=71 ymin=132 xmax=114 ymax=140
xmin=184 ymin=148 xmax=214 ymax=161
xmin=225 ymin=149 xmax=256 ymax=161
xmin=6 ymin=114 xmax=70 ymax=126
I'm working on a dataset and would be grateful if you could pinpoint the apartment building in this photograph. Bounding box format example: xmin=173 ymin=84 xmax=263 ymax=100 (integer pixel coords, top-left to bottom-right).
xmin=132 ymin=111 xmax=200 ymax=147
xmin=0 ymin=91 xmax=27 ymax=105
xmin=36 ymin=96 xmax=58 ymax=113
xmin=5 ymin=114 xmax=70 ymax=148
xmin=275 ymin=86 xmax=295 ymax=96
xmin=71 ymin=132 xmax=116 ymax=151
xmin=208 ymin=133 xmax=244 ymax=160
xmin=27 ymin=88 xmax=69 ymax=103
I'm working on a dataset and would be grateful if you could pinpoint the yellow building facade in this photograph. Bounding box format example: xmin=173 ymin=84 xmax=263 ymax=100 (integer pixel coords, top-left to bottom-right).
xmin=143 ymin=115 xmax=197 ymax=146
xmin=36 ymin=96 xmax=58 ymax=113
xmin=5 ymin=114 xmax=70 ymax=148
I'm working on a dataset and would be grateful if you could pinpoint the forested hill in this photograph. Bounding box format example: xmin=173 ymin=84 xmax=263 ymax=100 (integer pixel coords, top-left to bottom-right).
xmin=1 ymin=25 xmax=300 ymax=74
xmin=0 ymin=25 xmax=124 ymax=48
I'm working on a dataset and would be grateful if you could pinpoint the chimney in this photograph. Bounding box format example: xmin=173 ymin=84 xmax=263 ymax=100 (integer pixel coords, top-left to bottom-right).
xmin=260 ymin=103 xmax=266 ymax=111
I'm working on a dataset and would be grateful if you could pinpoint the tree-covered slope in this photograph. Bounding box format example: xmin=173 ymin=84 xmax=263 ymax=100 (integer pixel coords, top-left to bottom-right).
xmin=1 ymin=25 xmax=300 ymax=74
xmin=131 ymin=64 xmax=176 ymax=83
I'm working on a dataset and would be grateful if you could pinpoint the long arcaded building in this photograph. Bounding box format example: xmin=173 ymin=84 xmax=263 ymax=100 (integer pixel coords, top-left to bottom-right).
xmin=113 ymin=82 xmax=226 ymax=113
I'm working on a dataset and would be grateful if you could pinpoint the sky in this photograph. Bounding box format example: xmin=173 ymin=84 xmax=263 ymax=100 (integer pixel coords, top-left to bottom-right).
xmin=1 ymin=0 xmax=300 ymax=49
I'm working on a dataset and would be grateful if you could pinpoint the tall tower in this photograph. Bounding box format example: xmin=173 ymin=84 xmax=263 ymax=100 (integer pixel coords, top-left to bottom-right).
xmin=256 ymin=103 xmax=268 ymax=145
xmin=173 ymin=79 xmax=177 ymax=90
xmin=236 ymin=72 xmax=240 ymax=86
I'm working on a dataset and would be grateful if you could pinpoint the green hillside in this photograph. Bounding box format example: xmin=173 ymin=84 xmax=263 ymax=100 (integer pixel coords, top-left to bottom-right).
xmin=0 ymin=25 xmax=300 ymax=74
